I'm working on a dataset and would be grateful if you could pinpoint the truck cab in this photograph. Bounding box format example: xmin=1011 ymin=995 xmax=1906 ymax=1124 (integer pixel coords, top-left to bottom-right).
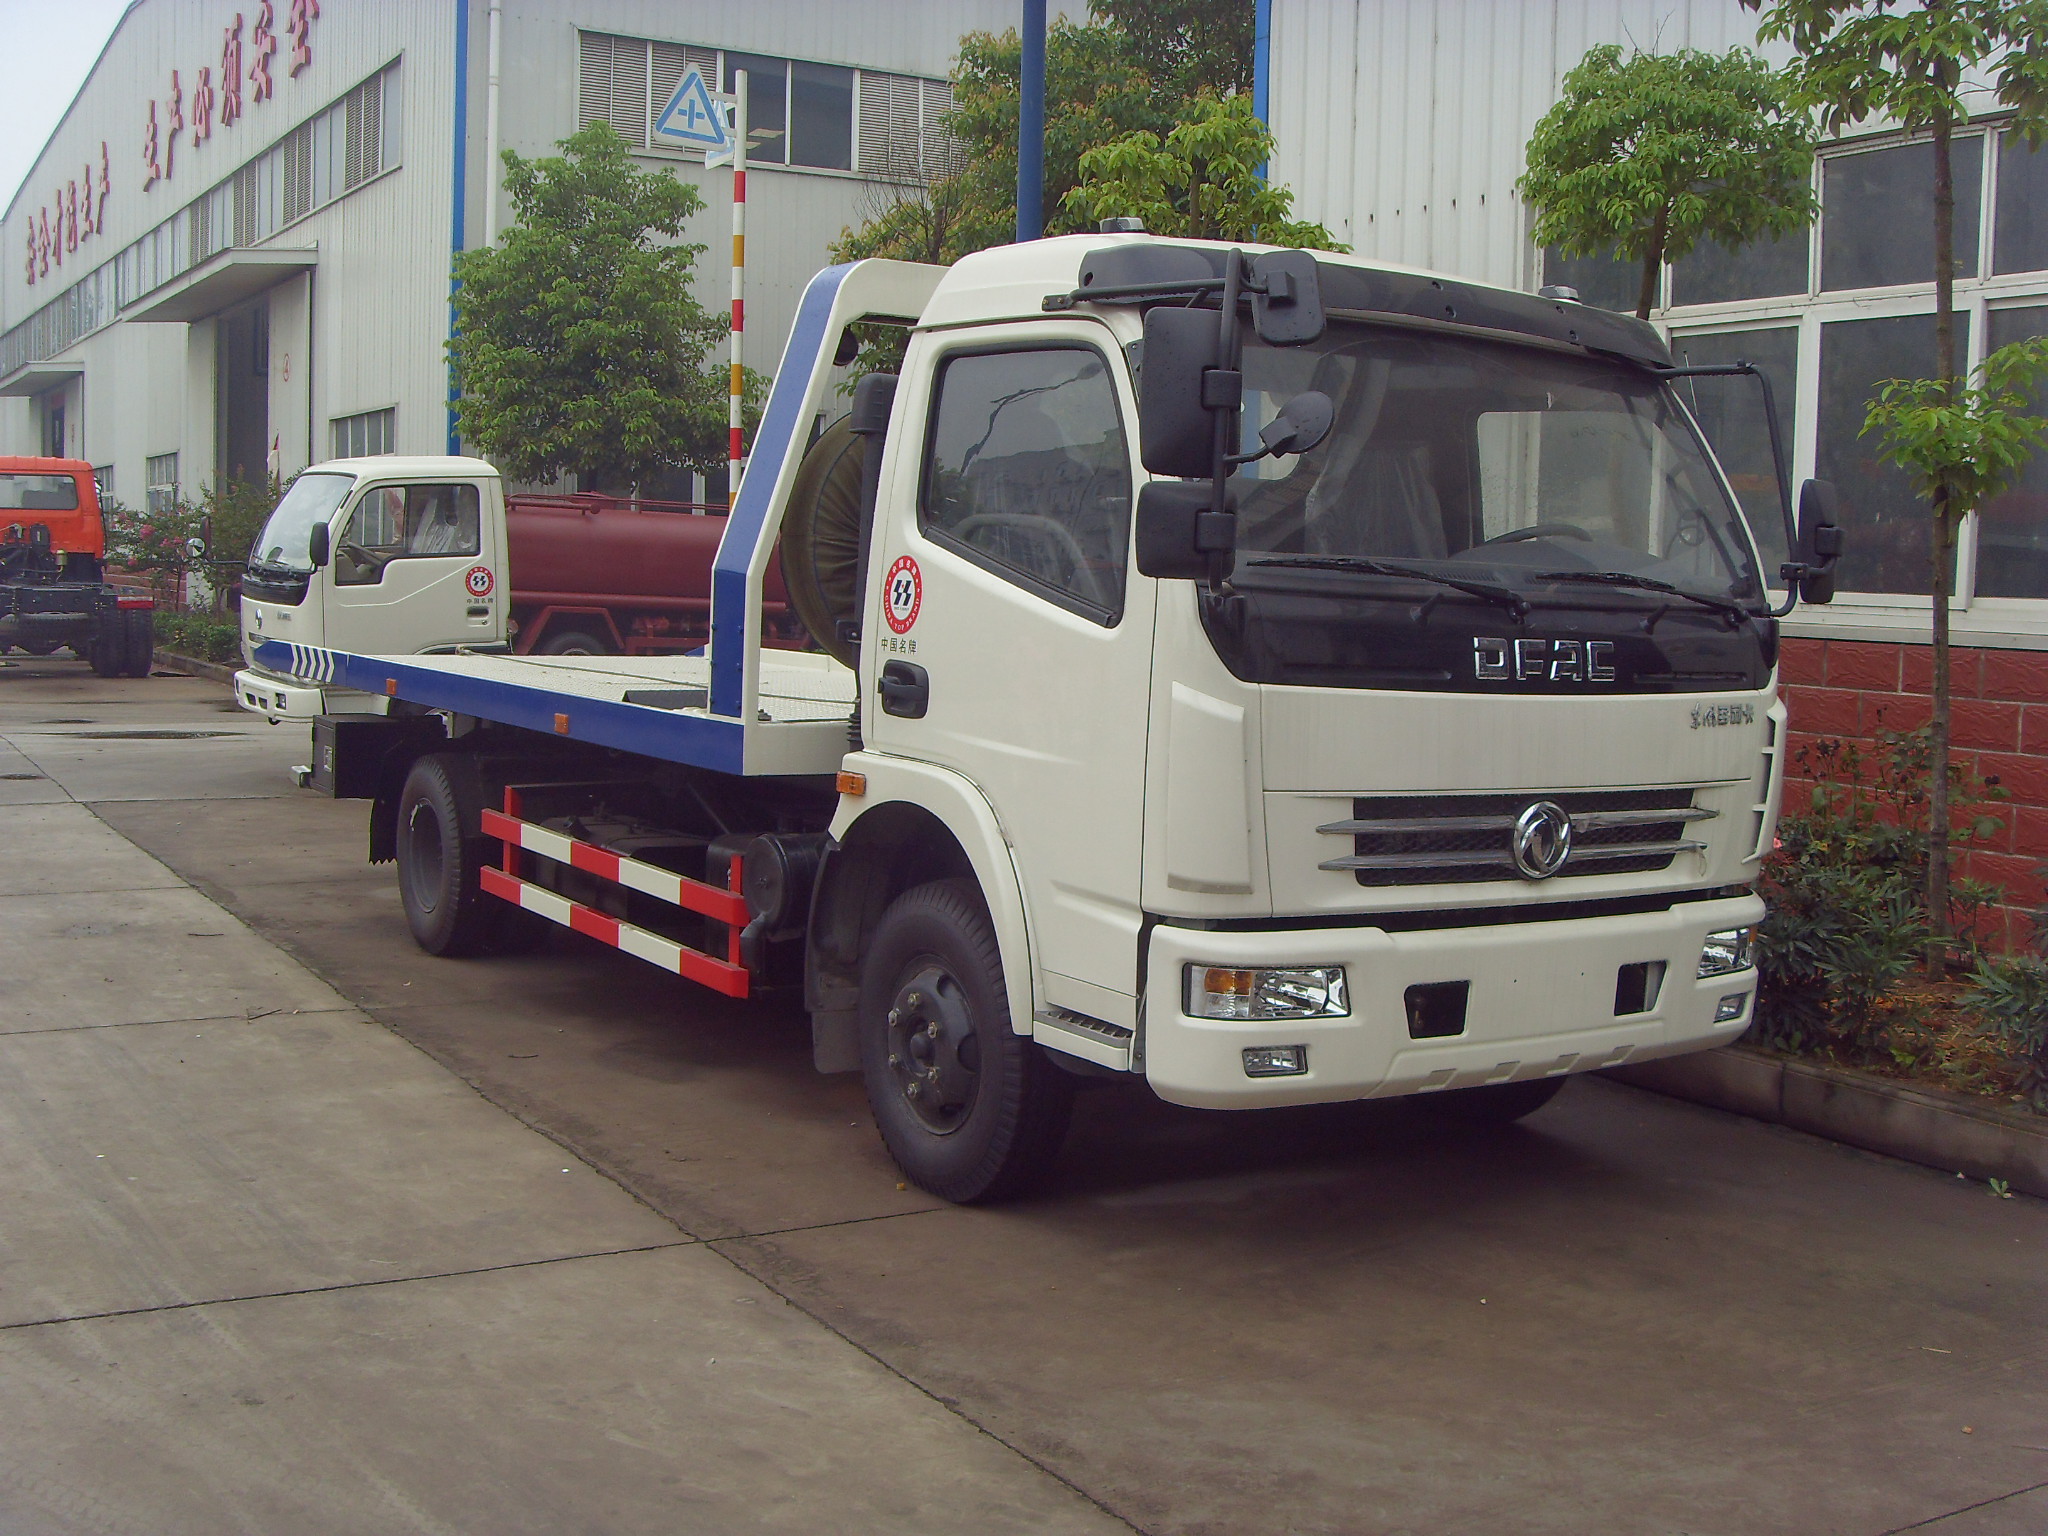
xmin=235 ymin=456 xmax=506 ymax=718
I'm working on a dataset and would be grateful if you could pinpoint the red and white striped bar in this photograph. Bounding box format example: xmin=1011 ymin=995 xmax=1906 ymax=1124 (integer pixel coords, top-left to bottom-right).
xmin=479 ymin=798 xmax=749 ymax=998
xmin=727 ymin=69 xmax=748 ymax=506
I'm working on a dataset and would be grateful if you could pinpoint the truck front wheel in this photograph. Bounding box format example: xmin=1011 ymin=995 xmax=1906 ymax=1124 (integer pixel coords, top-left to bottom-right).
xmin=397 ymin=753 xmax=512 ymax=957
xmin=859 ymin=879 xmax=1074 ymax=1203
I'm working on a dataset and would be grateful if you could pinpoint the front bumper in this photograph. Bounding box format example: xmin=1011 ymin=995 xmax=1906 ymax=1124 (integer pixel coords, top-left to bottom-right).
xmin=1142 ymin=893 xmax=1763 ymax=1108
xmin=233 ymin=666 xmax=385 ymax=720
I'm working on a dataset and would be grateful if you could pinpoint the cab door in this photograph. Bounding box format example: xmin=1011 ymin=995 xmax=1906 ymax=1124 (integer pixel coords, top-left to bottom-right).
xmin=864 ymin=323 xmax=1154 ymax=1027
xmin=322 ymin=479 xmax=498 ymax=656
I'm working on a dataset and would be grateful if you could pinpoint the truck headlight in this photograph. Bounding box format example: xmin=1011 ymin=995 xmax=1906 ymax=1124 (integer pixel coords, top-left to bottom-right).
xmin=1186 ymin=965 xmax=1349 ymax=1021
xmin=1698 ymin=927 xmax=1756 ymax=979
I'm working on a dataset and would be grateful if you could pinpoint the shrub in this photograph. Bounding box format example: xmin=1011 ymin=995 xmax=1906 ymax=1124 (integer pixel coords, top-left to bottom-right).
xmin=1958 ymin=954 xmax=2048 ymax=1112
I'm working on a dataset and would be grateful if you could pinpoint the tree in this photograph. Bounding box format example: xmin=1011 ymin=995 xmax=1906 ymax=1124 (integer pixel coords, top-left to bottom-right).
xmin=449 ymin=122 xmax=745 ymax=490
xmin=1091 ymin=0 xmax=1255 ymax=100
xmin=1750 ymin=0 xmax=2048 ymax=954
xmin=1062 ymin=91 xmax=1343 ymax=248
xmin=1519 ymin=44 xmax=1817 ymax=320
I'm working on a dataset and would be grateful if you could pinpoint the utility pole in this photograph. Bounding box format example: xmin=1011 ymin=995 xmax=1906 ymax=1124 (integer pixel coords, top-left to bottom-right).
xmin=1016 ymin=0 xmax=1045 ymax=241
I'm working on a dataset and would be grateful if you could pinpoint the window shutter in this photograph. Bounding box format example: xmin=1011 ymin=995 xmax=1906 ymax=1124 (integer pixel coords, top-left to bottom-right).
xmin=922 ymin=78 xmax=963 ymax=181
xmin=609 ymin=37 xmax=650 ymax=147
xmin=578 ymin=31 xmax=611 ymax=132
xmin=858 ymin=71 xmax=921 ymax=180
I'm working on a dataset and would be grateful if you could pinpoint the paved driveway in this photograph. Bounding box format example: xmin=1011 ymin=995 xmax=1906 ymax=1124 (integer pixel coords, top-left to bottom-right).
xmin=4 ymin=658 xmax=2044 ymax=1535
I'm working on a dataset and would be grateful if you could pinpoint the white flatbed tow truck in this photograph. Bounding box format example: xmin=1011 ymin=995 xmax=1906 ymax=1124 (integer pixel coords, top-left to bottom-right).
xmin=234 ymin=235 xmax=1842 ymax=1201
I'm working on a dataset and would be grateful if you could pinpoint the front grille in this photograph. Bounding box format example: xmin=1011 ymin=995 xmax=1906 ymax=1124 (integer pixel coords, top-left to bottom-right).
xmin=1320 ymin=789 xmax=1710 ymax=887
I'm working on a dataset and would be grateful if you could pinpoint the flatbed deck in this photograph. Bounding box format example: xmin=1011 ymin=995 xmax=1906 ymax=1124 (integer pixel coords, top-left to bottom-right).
xmin=253 ymin=640 xmax=855 ymax=777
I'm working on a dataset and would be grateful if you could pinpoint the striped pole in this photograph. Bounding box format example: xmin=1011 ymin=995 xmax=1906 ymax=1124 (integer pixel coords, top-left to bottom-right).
xmin=727 ymin=71 xmax=748 ymax=509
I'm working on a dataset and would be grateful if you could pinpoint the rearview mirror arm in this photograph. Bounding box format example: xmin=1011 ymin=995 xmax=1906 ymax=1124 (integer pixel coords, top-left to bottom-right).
xmin=1204 ymin=251 xmax=1246 ymax=590
xmin=1659 ymin=359 xmax=1808 ymax=614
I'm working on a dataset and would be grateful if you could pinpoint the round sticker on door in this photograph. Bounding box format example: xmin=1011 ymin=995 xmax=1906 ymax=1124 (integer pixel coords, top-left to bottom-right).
xmin=884 ymin=555 xmax=922 ymax=634
xmin=465 ymin=565 xmax=496 ymax=598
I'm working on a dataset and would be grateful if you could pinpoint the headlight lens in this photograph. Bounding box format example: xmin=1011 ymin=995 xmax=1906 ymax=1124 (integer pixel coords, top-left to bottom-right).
xmin=1698 ymin=927 xmax=1757 ymax=979
xmin=1186 ymin=965 xmax=1349 ymax=1020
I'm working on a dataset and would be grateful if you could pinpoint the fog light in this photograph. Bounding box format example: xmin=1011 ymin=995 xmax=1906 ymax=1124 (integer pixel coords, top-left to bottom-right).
xmin=1242 ymin=1045 xmax=1308 ymax=1077
xmin=1715 ymin=992 xmax=1750 ymax=1023
xmin=1698 ymin=926 xmax=1756 ymax=979
xmin=1187 ymin=965 xmax=1348 ymax=1020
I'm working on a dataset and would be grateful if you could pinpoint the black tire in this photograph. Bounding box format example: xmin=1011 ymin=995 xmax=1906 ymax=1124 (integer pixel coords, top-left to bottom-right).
xmin=777 ymin=414 xmax=866 ymax=667
xmin=859 ymin=878 xmax=1074 ymax=1203
xmin=537 ymin=629 xmax=611 ymax=656
xmin=119 ymin=609 xmax=155 ymax=677
xmin=87 ymin=620 xmax=129 ymax=677
xmin=1424 ymin=1076 xmax=1568 ymax=1126
xmin=397 ymin=753 xmax=516 ymax=957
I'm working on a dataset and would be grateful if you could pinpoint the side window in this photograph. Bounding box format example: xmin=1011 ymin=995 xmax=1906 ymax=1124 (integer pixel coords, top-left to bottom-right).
xmin=920 ymin=346 xmax=1132 ymax=623
xmin=334 ymin=483 xmax=481 ymax=585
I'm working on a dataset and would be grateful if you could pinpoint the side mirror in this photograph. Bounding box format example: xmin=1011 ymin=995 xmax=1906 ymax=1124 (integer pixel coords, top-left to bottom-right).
xmin=1139 ymin=306 xmax=1227 ymax=479
xmin=1249 ymin=250 xmax=1325 ymax=345
xmin=186 ymin=514 xmax=214 ymax=563
xmin=306 ymin=520 xmax=330 ymax=568
xmin=1136 ymin=480 xmax=1235 ymax=581
xmin=1249 ymin=390 xmax=1333 ymax=462
xmin=1795 ymin=479 xmax=1842 ymax=605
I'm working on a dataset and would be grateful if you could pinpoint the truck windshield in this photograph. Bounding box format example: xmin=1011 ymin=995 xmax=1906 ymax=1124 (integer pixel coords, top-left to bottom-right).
xmin=1233 ymin=320 xmax=1765 ymax=608
xmin=250 ymin=473 xmax=355 ymax=570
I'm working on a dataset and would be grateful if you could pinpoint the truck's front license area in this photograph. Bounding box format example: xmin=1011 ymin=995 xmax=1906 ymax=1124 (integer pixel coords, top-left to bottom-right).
xmin=1142 ymin=892 xmax=1761 ymax=1108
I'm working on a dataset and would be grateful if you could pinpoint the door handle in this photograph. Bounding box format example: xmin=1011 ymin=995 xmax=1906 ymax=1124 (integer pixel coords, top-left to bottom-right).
xmin=879 ymin=660 xmax=929 ymax=718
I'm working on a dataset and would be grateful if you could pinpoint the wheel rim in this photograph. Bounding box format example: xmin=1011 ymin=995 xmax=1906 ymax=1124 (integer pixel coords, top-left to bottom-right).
xmin=885 ymin=961 xmax=982 ymax=1135
xmin=404 ymin=800 xmax=447 ymax=915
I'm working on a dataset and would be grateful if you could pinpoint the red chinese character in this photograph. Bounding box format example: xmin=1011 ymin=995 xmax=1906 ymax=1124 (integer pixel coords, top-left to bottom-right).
xmin=51 ymin=191 xmax=63 ymax=266
xmin=249 ymin=1 xmax=277 ymax=103
xmin=65 ymin=182 xmax=78 ymax=251
xmin=99 ymin=142 xmax=111 ymax=223
xmin=193 ymin=66 xmax=214 ymax=143
xmin=288 ymin=0 xmax=318 ymax=76
xmin=143 ymin=99 xmax=161 ymax=189
xmin=38 ymin=208 xmax=51 ymax=275
xmin=165 ymin=70 xmax=185 ymax=177
xmin=221 ymin=16 xmax=244 ymax=126
xmin=80 ymin=162 xmax=94 ymax=236
xmin=24 ymin=223 xmax=35 ymax=286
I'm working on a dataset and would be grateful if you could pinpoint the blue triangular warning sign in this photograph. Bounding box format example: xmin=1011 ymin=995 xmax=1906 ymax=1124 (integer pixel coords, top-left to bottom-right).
xmin=654 ymin=69 xmax=731 ymax=150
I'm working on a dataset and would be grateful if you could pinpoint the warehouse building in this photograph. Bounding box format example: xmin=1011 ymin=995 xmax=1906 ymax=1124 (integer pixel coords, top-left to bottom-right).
xmin=0 ymin=0 xmax=1025 ymax=507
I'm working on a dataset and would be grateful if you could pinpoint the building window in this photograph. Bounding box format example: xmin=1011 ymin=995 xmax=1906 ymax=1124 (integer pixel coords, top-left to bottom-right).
xmin=577 ymin=32 xmax=956 ymax=179
xmin=1817 ymin=312 xmax=1942 ymax=596
xmin=1670 ymin=230 xmax=1808 ymax=308
xmin=92 ymin=465 xmax=113 ymax=502
xmin=1976 ymin=305 xmax=2048 ymax=598
xmin=146 ymin=453 xmax=179 ymax=516
xmin=1995 ymin=132 xmax=2048 ymax=277
xmin=332 ymin=408 xmax=395 ymax=459
xmin=1821 ymin=137 xmax=1984 ymax=291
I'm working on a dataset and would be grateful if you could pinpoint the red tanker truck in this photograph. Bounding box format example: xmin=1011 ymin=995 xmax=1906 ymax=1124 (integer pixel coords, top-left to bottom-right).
xmin=503 ymin=491 xmax=801 ymax=656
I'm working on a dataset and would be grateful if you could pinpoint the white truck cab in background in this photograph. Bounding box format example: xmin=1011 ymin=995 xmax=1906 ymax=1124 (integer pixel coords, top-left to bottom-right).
xmin=235 ymin=457 xmax=506 ymax=719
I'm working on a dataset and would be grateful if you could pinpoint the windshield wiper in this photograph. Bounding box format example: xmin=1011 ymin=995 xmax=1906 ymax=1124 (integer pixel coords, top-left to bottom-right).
xmin=1533 ymin=569 xmax=1754 ymax=624
xmin=1246 ymin=555 xmax=1531 ymax=618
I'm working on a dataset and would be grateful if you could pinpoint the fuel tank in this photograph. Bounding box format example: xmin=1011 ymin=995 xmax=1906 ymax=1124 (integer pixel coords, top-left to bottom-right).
xmin=505 ymin=493 xmax=791 ymax=608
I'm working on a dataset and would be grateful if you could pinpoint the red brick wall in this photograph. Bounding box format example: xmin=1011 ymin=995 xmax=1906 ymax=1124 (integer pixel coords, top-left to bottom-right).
xmin=1780 ymin=636 xmax=2048 ymax=946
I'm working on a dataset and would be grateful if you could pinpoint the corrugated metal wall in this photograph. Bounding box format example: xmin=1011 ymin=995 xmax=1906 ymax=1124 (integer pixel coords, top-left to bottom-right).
xmin=1268 ymin=0 xmax=1784 ymax=291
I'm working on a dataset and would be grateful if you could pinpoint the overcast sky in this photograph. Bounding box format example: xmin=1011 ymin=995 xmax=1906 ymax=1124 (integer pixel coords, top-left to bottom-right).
xmin=0 ymin=0 xmax=134 ymax=214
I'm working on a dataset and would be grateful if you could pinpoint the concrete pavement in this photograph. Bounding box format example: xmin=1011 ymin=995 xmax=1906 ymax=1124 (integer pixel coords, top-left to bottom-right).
xmin=0 ymin=662 xmax=1124 ymax=1534
xmin=3 ymin=658 xmax=2046 ymax=1535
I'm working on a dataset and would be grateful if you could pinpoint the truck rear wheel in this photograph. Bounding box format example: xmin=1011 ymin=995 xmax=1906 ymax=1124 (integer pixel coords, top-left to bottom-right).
xmin=398 ymin=753 xmax=517 ymax=957
xmin=858 ymin=878 xmax=1074 ymax=1203
xmin=119 ymin=608 xmax=154 ymax=676
xmin=87 ymin=622 xmax=129 ymax=677
xmin=537 ymin=629 xmax=611 ymax=656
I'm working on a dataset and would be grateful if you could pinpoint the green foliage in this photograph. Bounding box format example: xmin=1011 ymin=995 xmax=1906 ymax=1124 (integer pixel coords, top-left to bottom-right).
xmin=1749 ymin=1 xmax=2048 ymax=142
xmin=102 ymin=476 xmax=278 ymax=613
xmin=1862 ymin=339 xmax=2048 ymax=531
xmin=449 ymin=122 xmax=754 ymax=490
xmin=1518 ymin=44 xmax=1816 ymax=319
xmin=152 ymin=609 xmax=242 ymax=664
xmin=1959 ymin=953 xmax=2048 ymax=1111
xmin=1092 ymin=0 xmax=1255 ymax=100
xmin=1755 ymin=729 xmax=2005 ymax=1053
xmin=1062 ymin=91 xmax=1345 ymax=248
xmin=101 ymin=497 xmax=203 ymax=587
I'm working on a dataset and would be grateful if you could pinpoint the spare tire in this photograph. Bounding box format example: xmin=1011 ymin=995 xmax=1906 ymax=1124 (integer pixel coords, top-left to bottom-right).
xmin=777 ymin=414 xmax=867 ymax=668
